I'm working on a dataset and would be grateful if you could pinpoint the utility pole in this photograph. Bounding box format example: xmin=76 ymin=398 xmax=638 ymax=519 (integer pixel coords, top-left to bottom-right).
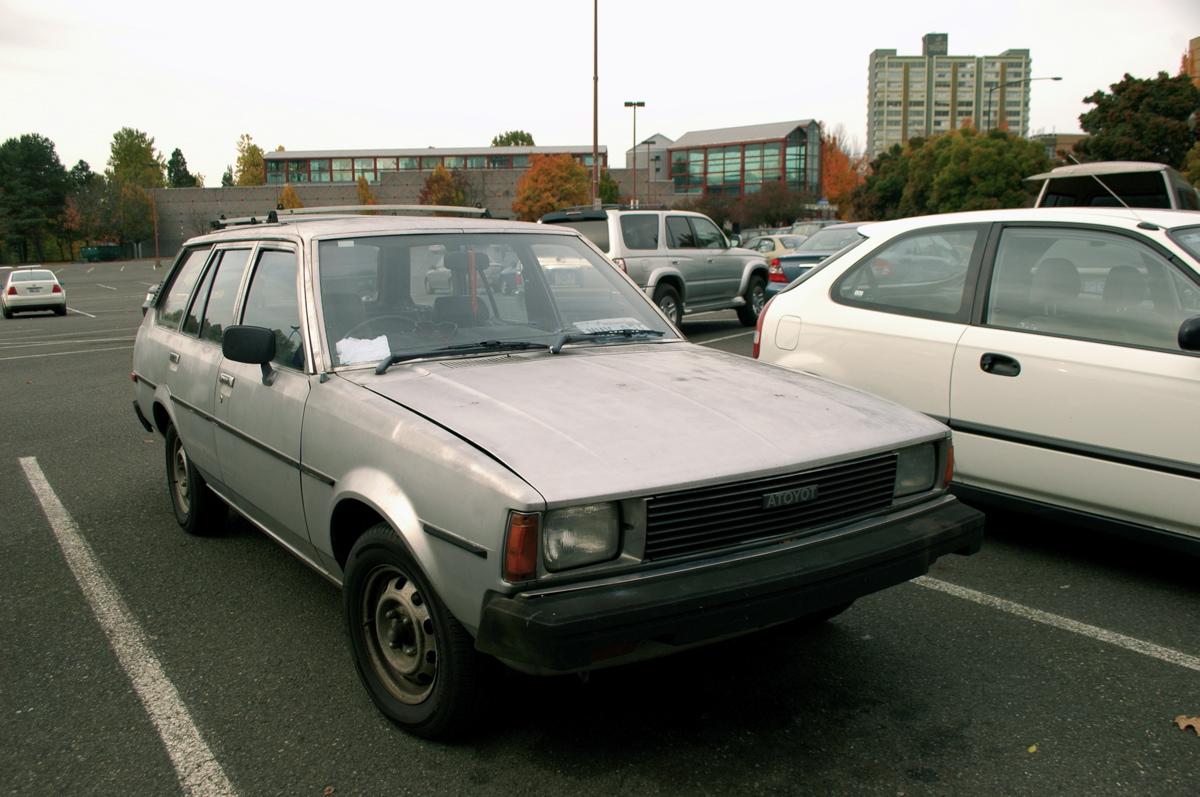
xmin=624 ymin=101 xmax=644 ymax=207
xmin=592 ymin=0 xmax=600 ymax=208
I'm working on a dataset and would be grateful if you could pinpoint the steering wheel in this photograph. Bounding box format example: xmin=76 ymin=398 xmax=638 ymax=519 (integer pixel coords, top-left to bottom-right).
xmin=340 ymin=314 xmax=418 ymax=340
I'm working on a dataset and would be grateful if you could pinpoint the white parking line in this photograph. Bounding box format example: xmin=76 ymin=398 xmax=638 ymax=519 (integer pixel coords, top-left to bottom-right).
xmin=67 ymin=307 xmax=97 ymax=318
xmin=696 ymin=330 xmax=754 ymax=345
xmin=0 ymin=345 xmax=133 ymax=361
xmin=86 ymin=267 xmax=95 ymax=273
xmin=96 ymin=284 xmax=118 ymax=291
xmin=19 ymin=457 xmax=238 ymax=797
xmin=0 ymin=336 xmax=135 ymax=349
xmin=914 ymin=576 xmax=1200 ymax=672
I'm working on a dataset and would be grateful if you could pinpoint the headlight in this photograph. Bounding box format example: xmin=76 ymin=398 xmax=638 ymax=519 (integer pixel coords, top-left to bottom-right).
xmin=543 ymin=503 xmax=620 ymax=572
xmin=894 ymin=444 xmax=936 ymax=497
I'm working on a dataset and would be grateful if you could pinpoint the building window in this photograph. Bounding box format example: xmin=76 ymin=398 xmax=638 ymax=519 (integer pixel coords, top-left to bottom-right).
xmin=310 ymin=159 xmax=331 ymax=182
xmin=266 ymin=160 xmax=285 ymax=185
xmin=488 ymin=155 xmax=511 ymax=169
xmin=354 ymin=157 xmax=377 ymax=183
xmin=332 ymin=158 xmax=353 ymax=182
xmin=444 ymin=156 xmax=464 ymax=169
xmin=466 ymin=156 xmax=485 ymax=169
xmin=421 ymin=156 xmax=442 ymax=170
xmin=398 ymin=158 xmax=418 ymax=170
xmin=512 ymin=155 xmax=530 ymax=169
xmin=376 ymin=157 xmax=399 ymax=173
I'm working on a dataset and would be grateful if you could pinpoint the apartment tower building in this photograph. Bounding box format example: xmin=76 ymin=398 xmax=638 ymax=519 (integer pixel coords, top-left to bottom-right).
xmin=867 ymin=33 xmax=1032 ymax=157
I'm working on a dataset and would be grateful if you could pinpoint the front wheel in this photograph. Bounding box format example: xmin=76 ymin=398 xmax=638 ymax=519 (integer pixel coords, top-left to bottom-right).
xmin=344 ymin=524 xmax=484 ymax=740
xmin=736 ymin=274 xmax=767 ymax=327
xmin=163 ymin=424 xmax=224 ymax=535
xmin=652 ymin=284 xmax=683 ymax=327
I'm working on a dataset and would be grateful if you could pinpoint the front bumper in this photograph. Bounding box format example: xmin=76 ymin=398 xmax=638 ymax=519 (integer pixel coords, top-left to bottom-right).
xmin=475 ymin=495 xmax=983 ymax=674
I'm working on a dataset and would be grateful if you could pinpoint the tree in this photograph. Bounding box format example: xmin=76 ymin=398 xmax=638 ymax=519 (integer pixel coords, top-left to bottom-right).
xmin=66 ymin=160 xmax=112 ymax=246
xmin=356 ymin=175 xmax=377 ymax=206
xmin=511 ymin=154 xmax=590 ymax=221
xmin=820 ymin=126 xmax=864 ymax=210
xmin=491 ymin=130 xmax=535 ymax=147
xmin=221 ymin=165 xmax=234 ymax=187
xmin=0 ymin=133 xmax=70 ymax=262
xmin=104 ymin=128 xmax=164 ymax=246
xmin=234 ymin=133 xmax=266 ymax=186
xmin=278 ymin=184 xmax=303 ymax=209
xmin=740 ymin=181 xmax=812 ymax=227
xmin=599 ymin=169 xmax=620 ymax=204
xmin=850 ymin=128 xmax=1050 ymax=221
xmin=1184 ymin=142 xmax=1200 ymax=187
xmin=418 ymin=164 xmax=465 ymax=206
xmin=166 ymin=148 xmax=199 ymax=188
xmin=1075 ymin=72 xmax=1200 ymax=169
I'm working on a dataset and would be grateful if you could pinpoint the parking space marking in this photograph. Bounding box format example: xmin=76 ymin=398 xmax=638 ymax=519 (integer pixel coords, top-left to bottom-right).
xmin=86 ymin=267 xmax=95 ymax=273
xmin=696 ymin=330 xmax=754 ymax=345
xmin=0 ymin=345 xmax=134 ymax=361
xmin=67 ymin=307 xmax=97 ymax=318
xmin=19 ymin=457 xmax=238 ymax=797
xmin=96 ymin=284 xmax=118 ymax=291
xmin=0 ymin=336 xmax=135 ymax=349
xmin=914 ymin=576 xmax=1200 ymax=672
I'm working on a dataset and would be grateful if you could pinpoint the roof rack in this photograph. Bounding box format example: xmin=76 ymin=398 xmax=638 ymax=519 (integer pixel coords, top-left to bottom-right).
xmin=211 ymin=204 xmax=491 ymax=230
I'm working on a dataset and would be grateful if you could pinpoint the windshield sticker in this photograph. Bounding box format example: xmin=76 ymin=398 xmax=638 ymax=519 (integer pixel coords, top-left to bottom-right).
xmin=336 ymin=335 xmax=390 ymax=365
xmin=574 ymin=318 xmax=650 ymax=334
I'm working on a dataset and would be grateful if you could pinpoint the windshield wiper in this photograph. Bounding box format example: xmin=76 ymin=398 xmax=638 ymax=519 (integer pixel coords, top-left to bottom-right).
xmin=375 ymin=340 xmax=550 ymax=374
xmin=550 ymin=328 xmax=665 ymax=354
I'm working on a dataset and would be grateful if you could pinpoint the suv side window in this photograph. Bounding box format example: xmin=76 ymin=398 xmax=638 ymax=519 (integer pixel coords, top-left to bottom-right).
xmin=241 ymin=249 xmax=304 ymax=369
xmin=619 ymin=214 xmax=659 ymax=250
xmin=834 ymin=228 xmax=978 ymax=319
xmin=690 ymin=216 xmax=726 ymax=249
xmin=986 ymin=227 xmax=1200 ymax=351
xmin=157 ymin=247 xmax=211 ymax=330
xmin=198 ymin=248 xmax=252 ymax=344
xmin=666 ymin=216 xmax=696 ymax=248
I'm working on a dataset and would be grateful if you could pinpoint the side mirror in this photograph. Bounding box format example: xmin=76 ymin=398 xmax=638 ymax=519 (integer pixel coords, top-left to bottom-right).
xmin=729 ymin=235 xmax=741 ymax=247
xmin=223 ymin=325 xmax=278 ymax=385
xmin=1179 ymin=315 xmax=1200 ymax=351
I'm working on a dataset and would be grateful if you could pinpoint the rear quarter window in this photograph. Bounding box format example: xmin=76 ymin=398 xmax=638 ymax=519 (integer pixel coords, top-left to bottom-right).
xmin=619 ymin=214 xmax=659 ymax=250
xmin=552 ymin=220 xmax=610 ymax=253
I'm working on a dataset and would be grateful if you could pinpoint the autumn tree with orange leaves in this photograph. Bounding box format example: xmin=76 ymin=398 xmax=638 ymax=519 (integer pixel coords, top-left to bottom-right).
xmin=418 ymin=164 xmax=465 ymax=206
xmin=820 ymin=125 xmax=865 ymax=213
xmin=511 ymin=154 xmax=590 ymax=221
xmin=278 ymin=184 xmax=303 ymax=209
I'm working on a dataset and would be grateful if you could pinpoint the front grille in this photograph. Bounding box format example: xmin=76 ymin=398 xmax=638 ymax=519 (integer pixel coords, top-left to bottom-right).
xmin=643 ymin=454 xmax=898 ymax=560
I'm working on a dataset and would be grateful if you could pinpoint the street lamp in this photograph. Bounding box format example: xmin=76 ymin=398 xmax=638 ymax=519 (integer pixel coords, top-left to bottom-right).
xmin=986 ymin=76 xmax=1062 ymax=133
xmin=624 ymin=101 xmax=645 ymax=207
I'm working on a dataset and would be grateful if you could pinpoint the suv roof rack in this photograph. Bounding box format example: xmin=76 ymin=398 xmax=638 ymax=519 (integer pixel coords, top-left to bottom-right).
xmin=211 ymin=204 xmax=491 ymax=230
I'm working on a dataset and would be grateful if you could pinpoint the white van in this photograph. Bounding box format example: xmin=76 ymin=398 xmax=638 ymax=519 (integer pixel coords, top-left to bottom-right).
xmin=1028 ymin=161 xmax=1200 ymax=211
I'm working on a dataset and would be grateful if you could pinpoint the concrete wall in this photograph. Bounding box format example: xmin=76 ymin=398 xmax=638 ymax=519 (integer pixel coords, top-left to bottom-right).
xmin=150 ymin=169 xmax=682 ymax=256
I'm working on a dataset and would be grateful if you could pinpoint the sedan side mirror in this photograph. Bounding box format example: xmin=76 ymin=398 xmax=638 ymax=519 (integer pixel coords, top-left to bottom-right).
xmin=223 ymin=325 xmax=277 ymax=384
xmin=1179 ymin=315 xmax=1200 ymax=352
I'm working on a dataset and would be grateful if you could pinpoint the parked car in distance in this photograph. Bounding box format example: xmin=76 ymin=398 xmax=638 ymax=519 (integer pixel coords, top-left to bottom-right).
xmin=766 ymin=222 xmax=867 ymax=297
xmin=745 ymin=235 xmax=806 ymax=257
xmin=756 ymin=207 xmax=1200 ymax=552
xmin=133 ymin=208 xmax=984 ymax=739
xmin=2 ymin=267 xmax=67 ymax=318
xmin=791 ymin=219 xmax=846 ymax=237
xmin=540 ymin=207 xmax=770 ymax=327
xmin=1028 ymin=161 xmax=1200 ymax=211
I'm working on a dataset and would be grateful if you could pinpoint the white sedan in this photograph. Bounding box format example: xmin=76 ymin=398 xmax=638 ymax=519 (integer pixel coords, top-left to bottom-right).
xmin=755 ymin=207 xmax=1200 ymax=550
xmin=2 ymin=267 xmax=67 ymax=318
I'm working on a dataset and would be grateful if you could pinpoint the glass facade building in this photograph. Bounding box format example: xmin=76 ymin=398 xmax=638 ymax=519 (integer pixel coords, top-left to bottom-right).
xmin=667 ymin=121 xmax=822 ymax=197
xmin=265 ymin=147 xmax=606 ymax=185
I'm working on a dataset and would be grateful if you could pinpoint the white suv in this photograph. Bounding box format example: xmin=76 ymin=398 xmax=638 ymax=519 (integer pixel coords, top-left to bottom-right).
xmin=542 ymin=208 xmax=769 ymax=327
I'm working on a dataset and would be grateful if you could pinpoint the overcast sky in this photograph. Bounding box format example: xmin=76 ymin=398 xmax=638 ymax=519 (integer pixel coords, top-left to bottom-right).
xmin=2 ymin=0 xmax=1198 ymax=186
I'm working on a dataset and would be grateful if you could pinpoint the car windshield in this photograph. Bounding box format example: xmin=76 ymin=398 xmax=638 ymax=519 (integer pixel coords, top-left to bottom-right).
xmin=318 ymin=232 xmax=678 ymax=367
xmin=1168 ymin=225 xmax=1200 ymax=262
xmin=796 ymin=227 xmax=864 ymax=251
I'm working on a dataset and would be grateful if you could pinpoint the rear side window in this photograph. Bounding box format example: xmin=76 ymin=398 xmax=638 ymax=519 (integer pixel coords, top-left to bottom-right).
xmin=158 ymin=248 xmax=211 ymax=329
xmin=551 ymin=220 xmax=609 ymax=252
xmin=619 ymin=214 xmax=659 ymax=250
xmin=199 ymin=249 xmax=252 ymax=344
xmin=835 ymin=228 xmax=979 ymax=319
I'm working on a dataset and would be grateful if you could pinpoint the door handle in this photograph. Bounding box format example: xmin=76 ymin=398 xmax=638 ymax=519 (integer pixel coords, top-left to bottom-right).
xmin=980 ymin=352 xmax=1020 ymax=377
xmin=168 ymin=351 xmax=180 ymax=364
xmin=219 ymin=373 xmax=236 ymax=387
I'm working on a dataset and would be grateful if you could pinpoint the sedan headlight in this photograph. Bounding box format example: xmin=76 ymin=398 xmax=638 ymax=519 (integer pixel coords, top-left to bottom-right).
xmin=894 ymin=443 xmax=936 ymax=497
xmin=543 ymin=503 xmax=620 ymax=572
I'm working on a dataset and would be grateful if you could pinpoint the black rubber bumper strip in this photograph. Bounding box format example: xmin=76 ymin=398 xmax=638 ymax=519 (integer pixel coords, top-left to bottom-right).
xmin=475 ymin=497 xmax=984 ymax=674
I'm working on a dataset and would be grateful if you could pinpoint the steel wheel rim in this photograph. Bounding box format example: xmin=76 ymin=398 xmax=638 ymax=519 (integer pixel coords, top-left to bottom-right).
xmin=658 ymin=295 xmax=679 ymax=322
xmin=751 ymin=283 xmax=766 ymax=315
xmin=171 ymin=439 xmax=190 ymax=514
xmin=362 ymin=565 xmax=437 ymax=704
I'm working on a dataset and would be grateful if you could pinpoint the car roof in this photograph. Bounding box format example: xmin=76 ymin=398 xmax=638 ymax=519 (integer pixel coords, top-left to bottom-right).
xmin=856 ymin=207 xmax=1200 ymax=240
xmin=1025 ymin=161 xmax=1178 ymax=181
xmin=186 ymin=214 xmax=575 ymax=248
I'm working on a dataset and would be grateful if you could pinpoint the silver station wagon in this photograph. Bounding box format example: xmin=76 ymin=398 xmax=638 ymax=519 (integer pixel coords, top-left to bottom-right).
xmin=131 ymin=208 xmax=984 ymax=739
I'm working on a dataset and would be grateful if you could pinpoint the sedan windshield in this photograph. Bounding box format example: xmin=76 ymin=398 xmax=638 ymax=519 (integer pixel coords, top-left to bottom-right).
xmin=797 ymin=226 xmax=864 ymax=251
xmin=318 ymin=232 xmax=678 ymax=367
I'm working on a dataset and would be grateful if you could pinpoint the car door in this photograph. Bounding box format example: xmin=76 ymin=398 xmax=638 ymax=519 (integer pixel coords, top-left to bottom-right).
xmin=615 ymin=212 xmax=664 ymax=289
xmin=664 ymin=215 xmax=710 ymax=303
xmin=800 ymin=225 xmax=986 ymax=419
xmin=688 ymin=215 xmax=744 ymax=302
xmin=212 ymin=245 xmax=316 ymax=558
xmin=950 ymin=224 xmax=1200 ymax=538
xmin=162 ymin=245 xmax=253 ymax=484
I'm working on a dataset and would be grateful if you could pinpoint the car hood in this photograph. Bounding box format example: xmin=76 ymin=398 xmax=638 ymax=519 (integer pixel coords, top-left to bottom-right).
xmin=342 ymin=343 xmax=945 ymax=504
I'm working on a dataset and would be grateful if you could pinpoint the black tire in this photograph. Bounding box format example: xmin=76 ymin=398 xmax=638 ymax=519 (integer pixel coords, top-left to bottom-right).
xmin=163 ymin=424 xmax=224 ymax=535
xmin=736 ymin=273 xmax=768 ymax=327
xmin=344 ymin=524 xmax=484 ymax=740
xmin=2 ymin=306 xmax=12 ymax=319
xmin=652 ymin=284 xmax=683 ymax=327
xmin=54 ymin=304 xmax=67 ymax=316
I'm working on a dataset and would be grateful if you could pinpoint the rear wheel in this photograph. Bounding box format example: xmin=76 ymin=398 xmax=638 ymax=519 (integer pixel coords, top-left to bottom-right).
xmin=164 ymin=424 xmax=224 ymax=535
xmin=736 ymin=274 xmax=767 ymax=327
xmin=652 ymin=284 xmax=683 ymax=327
xmin=2 ymin=305 xmax=12 ymax=319
xmin=344 ymin=524 xmax=484 ymax=740
xmin=54 ymin=304 xmax=67 ymax=316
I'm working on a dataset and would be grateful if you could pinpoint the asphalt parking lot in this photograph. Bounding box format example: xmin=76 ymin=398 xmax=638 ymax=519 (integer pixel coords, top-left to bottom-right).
xmin=1 ymin=259 xmax=1197 ymax=796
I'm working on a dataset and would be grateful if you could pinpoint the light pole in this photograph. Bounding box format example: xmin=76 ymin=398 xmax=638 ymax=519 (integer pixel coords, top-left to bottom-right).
xmin=624 ymin=100 xmax=644 ymax=207
xmin=986 ymin=76 xmax=1061 ymax=132
xmin=592 ymin=0 xmax=599 ymax=209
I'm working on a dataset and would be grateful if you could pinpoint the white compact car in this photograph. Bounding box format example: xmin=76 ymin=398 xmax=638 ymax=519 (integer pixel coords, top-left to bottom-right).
xmin=755 ymin=207 xmax=1200 ymax=551
xmin=2 ymin=267 xmax=67 ymax=318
